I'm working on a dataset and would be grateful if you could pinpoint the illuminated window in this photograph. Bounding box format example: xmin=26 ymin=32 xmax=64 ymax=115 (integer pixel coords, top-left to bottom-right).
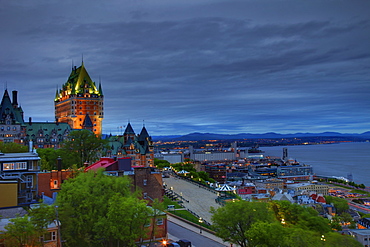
xmin=3 ymin=163 xmax=14 ymax=170
xmin=15 ymin=162 xmax=27 ymax=170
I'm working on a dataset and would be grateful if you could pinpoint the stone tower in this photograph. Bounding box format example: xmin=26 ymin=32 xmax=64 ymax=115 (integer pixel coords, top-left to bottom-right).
xmin=54 ymin=62 xmax=103 ymax=136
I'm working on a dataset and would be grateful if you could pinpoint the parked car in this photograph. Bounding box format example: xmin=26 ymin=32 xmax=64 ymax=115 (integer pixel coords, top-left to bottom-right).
xmin=165 ymin=243 xmax=180 ymax=247
xmin=177 ymin=239 xmax=191 ymax=247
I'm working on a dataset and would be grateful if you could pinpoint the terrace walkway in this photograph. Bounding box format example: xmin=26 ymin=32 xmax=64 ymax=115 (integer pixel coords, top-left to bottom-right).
xmin=163 ymin=174 xmax=222 ymax=224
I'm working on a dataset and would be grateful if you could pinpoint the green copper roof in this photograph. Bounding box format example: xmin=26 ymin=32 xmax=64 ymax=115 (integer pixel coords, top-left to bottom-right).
xmin=25 ymin=122 xmax=71 ymax=142
xmin=55 ymin=63 xmax=103 ymax=101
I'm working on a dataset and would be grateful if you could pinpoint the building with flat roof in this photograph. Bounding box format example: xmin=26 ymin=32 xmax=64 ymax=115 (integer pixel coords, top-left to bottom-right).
xmin=0 ymin=151 xmax=40 ymax=207
xmin=286 ymin=182 xmax=330 ymax=196
xmin=348 ymin=229 xmax=370 ymax=246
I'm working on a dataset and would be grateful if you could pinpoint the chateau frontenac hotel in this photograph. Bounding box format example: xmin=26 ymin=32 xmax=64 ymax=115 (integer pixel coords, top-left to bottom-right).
xmin=0 ymin=62 xmax=153 ymax=167
xmin=54 ymin=62 xmax=104 ymax=136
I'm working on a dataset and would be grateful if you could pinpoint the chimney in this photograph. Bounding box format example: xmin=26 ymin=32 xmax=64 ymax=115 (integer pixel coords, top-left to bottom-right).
xmin=12 ymin=91 xmax=18 ymax=107
xmin=57 ymin=156 xmax=62 ymax=171
xmin=29 ymin=117 xmax=32 ymax=125
xmin=29 ymin=140 xmax=33 ymax=152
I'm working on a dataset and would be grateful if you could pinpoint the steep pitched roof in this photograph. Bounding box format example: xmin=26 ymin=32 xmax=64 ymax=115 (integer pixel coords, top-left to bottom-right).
xmin=124 ymin=123 xmax=135 ymax=135
xmin=82 ymin=114 xmax=93 ymax=128
xmin=55 ymin=63 xmax=102 ymax=101
xmin=0 ymin=90 xmax=24 ymax=124
xmin=25 ymin=122 xmax=71 ymax=141
xmin=138 ymin=126 xmax=150 ymax=141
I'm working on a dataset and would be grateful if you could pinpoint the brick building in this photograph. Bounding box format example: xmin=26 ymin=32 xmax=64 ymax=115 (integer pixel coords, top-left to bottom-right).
xmin=55 ymin=62 xmax=104 ymax=136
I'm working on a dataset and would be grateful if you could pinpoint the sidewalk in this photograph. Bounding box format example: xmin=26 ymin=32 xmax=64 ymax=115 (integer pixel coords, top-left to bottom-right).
xmin=163 ymin=175 xmax=221 ymax=223
xmin=167 ymin=214 xmax=230 ymax=247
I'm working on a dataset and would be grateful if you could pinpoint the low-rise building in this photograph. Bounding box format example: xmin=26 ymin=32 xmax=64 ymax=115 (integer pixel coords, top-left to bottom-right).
xmin=0 ymin=151 xmax=40 ymax=208
xmin=286 ymin=182 xmax=330 ymax=196
xmin=348 ymin=229 xmax=370 ymax=247
xmin=358 ymin=218 xmax=370 ymax=229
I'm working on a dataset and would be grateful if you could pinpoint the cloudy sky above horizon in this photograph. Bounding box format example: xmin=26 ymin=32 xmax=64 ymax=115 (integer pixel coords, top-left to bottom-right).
xmin=0 ymin=0 xmax=369 ymax=136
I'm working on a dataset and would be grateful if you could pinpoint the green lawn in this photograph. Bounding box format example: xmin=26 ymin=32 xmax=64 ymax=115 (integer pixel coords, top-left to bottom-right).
xmin=172 ymin=209 xmax=211 ymax=229
xmin=163 ymin=196 xmax=183 ymax=209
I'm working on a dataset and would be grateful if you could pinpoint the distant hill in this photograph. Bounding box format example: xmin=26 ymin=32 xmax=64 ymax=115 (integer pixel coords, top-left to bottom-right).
xmin=152 ymin=131 xmax=370 ymax=141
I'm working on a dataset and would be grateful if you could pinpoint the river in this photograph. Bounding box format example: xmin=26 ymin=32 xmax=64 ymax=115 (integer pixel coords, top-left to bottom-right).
xmin=259 ymin=142 xmax=370 ymax=186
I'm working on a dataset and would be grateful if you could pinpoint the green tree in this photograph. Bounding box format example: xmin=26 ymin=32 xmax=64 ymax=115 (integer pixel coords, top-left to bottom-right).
xmin=154 ymin=158 xmax=170 ymax=169
xmin=269 ymin=200 xmax=331 ymax=234
xmin=0 ymin=142 xmax=28 ymax=153
xmin=325 ymin=196 xmax=349 ymax=215
xmin=211 ymin=201 xmax=274 ymax=247
xmin=37 ymin=148 xmax=80 ymax=170
xmin=1 ymin=204 xmax=56 ymax=247
xmin=286 ymin=228 xmax=323 ymax=247
xmin=247 ymin=222 xmax=287 ymax=247
xmin=60 ymin=129 xmax=109 ymax=167
xmin=2 ymin=216 xmax=39 ymax=247
xmin=57 ymin=169 xmax=151 ymax=247
xmin=325 ymin=232 xmax=363 ymax=247
xmin=97 ymin=194 xmax=151 ymax=247
xmin=147 ymin=198 xmax=166 ymax=245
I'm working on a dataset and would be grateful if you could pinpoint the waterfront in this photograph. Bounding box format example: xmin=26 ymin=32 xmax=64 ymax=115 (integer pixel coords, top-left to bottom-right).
xmin=260 ymin=142 xmax=370 ymax=186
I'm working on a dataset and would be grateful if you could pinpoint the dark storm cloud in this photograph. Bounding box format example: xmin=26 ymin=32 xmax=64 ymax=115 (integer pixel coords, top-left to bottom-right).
xmin=0 ymin=0 xmax=369 ymax=135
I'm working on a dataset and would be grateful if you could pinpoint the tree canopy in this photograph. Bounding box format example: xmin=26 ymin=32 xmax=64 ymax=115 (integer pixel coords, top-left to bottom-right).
xmin=60 ymin=129 xmax=109 ymax=167
xmin=324 ymin=195 xmax=349 ymax=215
xmin=211 ymin=200 xmax=361 ymax=247
xmin=0 ymin=142 xmax=28 ymax=153
xmin=1 ymin=204 xmax=55 ymax=247
xmin=57 ymin=169 xmax=152 ymax=247
xmin=210 ymin=201 xmax=274 ymax=247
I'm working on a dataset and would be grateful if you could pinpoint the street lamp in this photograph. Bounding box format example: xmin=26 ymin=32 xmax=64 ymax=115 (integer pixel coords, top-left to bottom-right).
xmin=55 ymin=206 xmax=62 ymax=247
xmin=321 ymin=235 xmax=326 ymax=242
xmin=198 ymin=217 xmax=203 ymax=234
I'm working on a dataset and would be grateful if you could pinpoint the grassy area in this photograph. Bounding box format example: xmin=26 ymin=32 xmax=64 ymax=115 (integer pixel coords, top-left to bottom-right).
xmin=163 ymin=195 xmax=214 ymax=230
xmin=163 ymin=196 xmax=183 ymax=209
xmin=327 ymin=182 xmax=370 ymax=196
xmin=172 ymin=209 xmax=212 ymax=230
xmin=350 ymin=189 xmax=370 ymax=196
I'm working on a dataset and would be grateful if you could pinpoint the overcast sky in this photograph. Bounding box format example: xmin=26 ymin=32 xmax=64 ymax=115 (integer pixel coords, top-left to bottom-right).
xmin=0 ymin=0 xmax=369 ymax=136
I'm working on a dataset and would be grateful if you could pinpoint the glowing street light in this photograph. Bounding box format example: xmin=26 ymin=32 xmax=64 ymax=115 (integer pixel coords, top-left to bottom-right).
xmin=199 ymin=217 xmax=203 ymax=234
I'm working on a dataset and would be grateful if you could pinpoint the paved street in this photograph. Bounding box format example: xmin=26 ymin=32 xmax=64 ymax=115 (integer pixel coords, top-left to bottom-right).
xmin=168 ymin=220 xmax=228 ymax=247
xmin=163 ymin=175 xmax=221 ymax=224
